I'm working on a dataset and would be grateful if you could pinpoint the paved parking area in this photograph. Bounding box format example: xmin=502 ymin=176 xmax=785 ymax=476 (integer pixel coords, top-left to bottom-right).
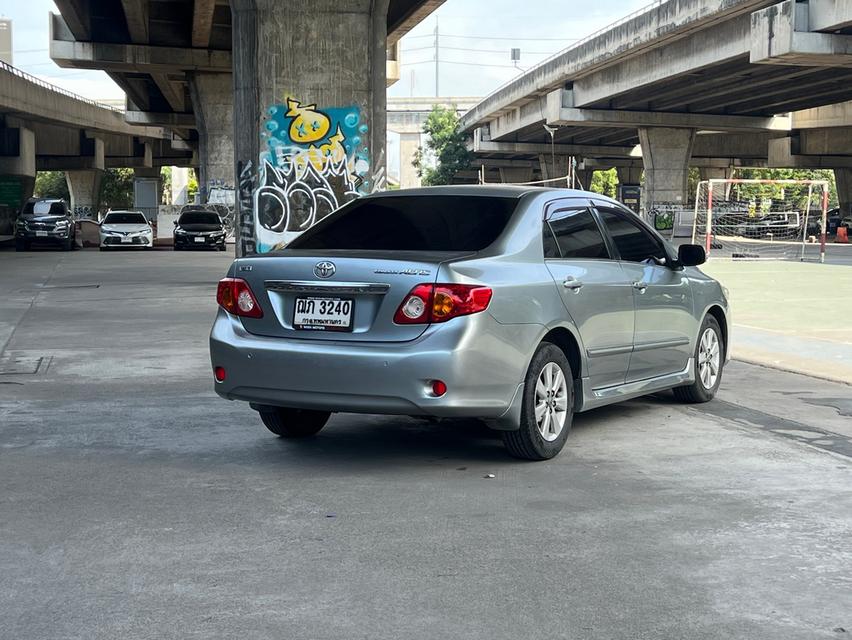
xmin=1 ymin=248 xmax=850 ymax=639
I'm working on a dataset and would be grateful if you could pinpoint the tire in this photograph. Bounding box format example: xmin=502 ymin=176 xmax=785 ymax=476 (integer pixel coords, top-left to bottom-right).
xmin=99 ymin=246 xmax=108 ymax=251
xmin=62 ymin=237 xmax=73 ymax=251
xmin=15 ymin=239 xmax=29 ymax=252
xmin=502 ymin=342 xmax=574 ymax=461
xmin=257 ymin=406 xmax=331 ymax=438
xmin=673 ymin=315 xmax=725 ymax=403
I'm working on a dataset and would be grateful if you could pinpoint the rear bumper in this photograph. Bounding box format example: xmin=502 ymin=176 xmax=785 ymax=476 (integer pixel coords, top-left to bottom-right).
xmin=209 ymin=309 xmax=538 ymax=420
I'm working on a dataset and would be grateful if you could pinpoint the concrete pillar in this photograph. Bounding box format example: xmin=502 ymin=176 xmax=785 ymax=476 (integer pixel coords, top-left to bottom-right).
xmin=835 ymin=168 xmax=852 ymax=216
xmin=188 ymin=72 xmax=234 ymax=203
xmin=398 ymin=131 xmax=422 ymax=189
xmin=231 ymin=0 xmax=390 ymax=255
xmin=171 ymin=167 xmax=190 ymax=205
xmin=539 ymin=154 xmax=569 ymax=183
xmin=65 ymin=170 xmax=103 ymax=218
xmin=616 ymin=166 xmax=643 ymax=186
xmin=498 ymin=167 xmax=533 ymax=184
xmin=638 ymin=127 xmax=696 ymax=216
xmin=573 ymin=169 xmax=594 ymax=191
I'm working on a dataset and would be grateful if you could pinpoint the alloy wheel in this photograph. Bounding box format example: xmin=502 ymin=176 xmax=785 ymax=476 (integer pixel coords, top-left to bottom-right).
xmin=698 ymin=327 xmax=721 ymax=390
xmin=534 ymin=362 xmax=569 ymax=442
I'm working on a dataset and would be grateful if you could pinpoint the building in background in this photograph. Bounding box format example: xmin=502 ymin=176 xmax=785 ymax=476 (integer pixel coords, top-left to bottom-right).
xmin=0 ymin=18 xmax=12 ymax=65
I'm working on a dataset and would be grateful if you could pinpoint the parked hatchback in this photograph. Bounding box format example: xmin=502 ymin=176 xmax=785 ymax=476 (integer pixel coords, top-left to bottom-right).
xmin=15 ymin=198 xmax=76 ymax=251
xmin=210 ymin=187 xmax=729 ymax=460
xmin=173 ymin=209 xmax=226 ymax=251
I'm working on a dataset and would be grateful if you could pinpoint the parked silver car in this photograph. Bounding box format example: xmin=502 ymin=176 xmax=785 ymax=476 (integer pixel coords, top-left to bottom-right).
xmin=210 ymin=186 xmax=729 ymax=460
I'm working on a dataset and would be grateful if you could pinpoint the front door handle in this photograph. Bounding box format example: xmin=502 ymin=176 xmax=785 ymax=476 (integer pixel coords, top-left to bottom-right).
xmin=563 ymin=277 xmax=584 ymax=291
xmin=633 ymin=281 xmax=648 ymax=293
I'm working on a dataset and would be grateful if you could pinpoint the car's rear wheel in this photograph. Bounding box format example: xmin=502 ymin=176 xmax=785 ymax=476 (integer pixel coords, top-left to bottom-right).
xmin=502 ymin=342 xmax=573 ymax=461
xmin=673 ymin=315 xmax=724 ymax=403
xmin=257 ymin=406 xmax=331 ymax=438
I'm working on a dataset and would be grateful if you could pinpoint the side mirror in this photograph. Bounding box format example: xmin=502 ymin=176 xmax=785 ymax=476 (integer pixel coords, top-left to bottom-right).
xmin=678 ymin=243 xmax=706 ymax=267
xmin=173 ymin=220 xmax=178 ymax=225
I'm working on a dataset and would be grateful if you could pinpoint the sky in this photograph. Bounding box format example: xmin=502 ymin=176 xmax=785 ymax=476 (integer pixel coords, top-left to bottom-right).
xmin=2 ymin=0 xmax=650 ymax=101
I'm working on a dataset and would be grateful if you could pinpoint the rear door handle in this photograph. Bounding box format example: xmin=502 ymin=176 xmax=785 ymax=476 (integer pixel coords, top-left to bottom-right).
xmin=563 ymin=277 xmax=584 ymax=291
xmin=632 ymin=281 xmax=648 ymax=293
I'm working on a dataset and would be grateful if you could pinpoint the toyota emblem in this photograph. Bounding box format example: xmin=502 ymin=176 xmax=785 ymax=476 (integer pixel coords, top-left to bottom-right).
xmin=314 ymin=261 xmax=336 ymax=279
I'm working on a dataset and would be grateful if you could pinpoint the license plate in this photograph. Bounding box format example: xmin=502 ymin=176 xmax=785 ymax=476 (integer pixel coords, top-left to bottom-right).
xmin=121 ymin=237 xmax=132 ymax=243
xmin=194 ymin=236 xmax=205 ymax=243
xmin=294 ymin=297 xmax=353 ymax=331
xmin=35 ymin=231 xmax=48 ymax=237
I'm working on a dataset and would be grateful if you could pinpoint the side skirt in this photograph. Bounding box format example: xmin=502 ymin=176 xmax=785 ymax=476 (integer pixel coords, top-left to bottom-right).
xmin=577 ymin=358 xmax=695 ymax=412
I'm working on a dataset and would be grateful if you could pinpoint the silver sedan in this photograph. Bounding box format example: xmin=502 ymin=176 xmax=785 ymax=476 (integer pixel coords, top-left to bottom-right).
xmin=210 ymin=186 xmax=729 ymax=460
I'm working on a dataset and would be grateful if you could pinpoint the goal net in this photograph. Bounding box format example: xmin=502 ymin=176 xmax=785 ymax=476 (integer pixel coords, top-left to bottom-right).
xmin=692 ymin=179 xmax=831 ymax=262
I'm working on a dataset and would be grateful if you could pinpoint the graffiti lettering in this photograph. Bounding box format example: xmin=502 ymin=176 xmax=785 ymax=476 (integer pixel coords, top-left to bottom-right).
xmin=250 ymin=95 xmax=372 ymax=253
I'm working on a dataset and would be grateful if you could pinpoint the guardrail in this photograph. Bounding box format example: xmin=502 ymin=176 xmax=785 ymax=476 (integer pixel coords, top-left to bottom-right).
xmin=474 ymin=0 xmax=667 ymax=108
xmin=0 ymin=58 xmax=124 ymax=113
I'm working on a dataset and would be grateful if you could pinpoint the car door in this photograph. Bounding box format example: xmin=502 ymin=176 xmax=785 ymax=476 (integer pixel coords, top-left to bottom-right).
xmin=543 ymin=200 xmax=635 ymax=390
xmin=593 ymin=202 xmax=694 ymax=382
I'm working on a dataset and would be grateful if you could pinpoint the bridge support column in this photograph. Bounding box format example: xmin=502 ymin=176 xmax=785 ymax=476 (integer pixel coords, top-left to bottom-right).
xmin=638 ymin=127 xmax=695 ymax=216
xmin=835 ymin=168 xmax=852 ymax=216
xmin=65 ymin=170 xmax=103 ymax=218
xmin=0 ymin=124 xmax=36 ymax=233
xmin=188 ymin=72 xmax=234 ymax=203
xmin=499 ymin=167 xmax=533 ymax=184
xmin=616 ymin=166 xmax=643 ymax=186
xmin=231 ymin=0 xmax=390 ymax=254
xmin=574 ymin=169 xmax=594 ymax=191
xmin=399 ymin=131 xmax=422 ymax=189
xmin=539 ymin=154 xmax=569 ymax=184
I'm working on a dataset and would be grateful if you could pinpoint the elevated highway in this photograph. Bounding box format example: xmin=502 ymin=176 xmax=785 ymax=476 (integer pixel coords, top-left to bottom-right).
xmin=460 ymin=0 xmax=852 ymax=213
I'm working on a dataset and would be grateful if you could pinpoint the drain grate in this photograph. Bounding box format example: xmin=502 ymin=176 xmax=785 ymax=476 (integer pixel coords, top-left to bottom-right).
xmin=0 ymin=355 xmax=45 ymax=375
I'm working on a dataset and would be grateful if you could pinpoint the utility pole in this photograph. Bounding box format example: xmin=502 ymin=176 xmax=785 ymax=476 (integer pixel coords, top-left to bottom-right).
xmin=434 ymin=17 xmax=439 ymax=97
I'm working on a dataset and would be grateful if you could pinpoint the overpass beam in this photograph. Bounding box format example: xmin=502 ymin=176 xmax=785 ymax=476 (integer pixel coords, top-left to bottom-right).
xmin=638 ymin=127 xmax=695 ymax=215
xmin=188 ymin=72 xmax=234 ymax=203
xmin=65 ymin=170 xmax=103 ymax=217
xmin=231 ymin=0 xmax=390 ymax=255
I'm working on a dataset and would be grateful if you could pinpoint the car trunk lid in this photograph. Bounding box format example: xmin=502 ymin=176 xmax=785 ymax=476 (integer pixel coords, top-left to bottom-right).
xmin=234 ymin=250 xmax=469 ymax=342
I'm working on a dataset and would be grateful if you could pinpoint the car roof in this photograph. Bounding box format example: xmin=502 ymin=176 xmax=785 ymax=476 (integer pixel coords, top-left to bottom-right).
xmin=26 ymin=197 xmax=64 ymax=203
xmin=363 ymin=184 xmax=617 ymax=202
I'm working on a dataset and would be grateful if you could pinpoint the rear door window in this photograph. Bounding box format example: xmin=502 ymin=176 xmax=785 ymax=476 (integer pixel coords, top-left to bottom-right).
xmin=289 ymin=195 xmax=519 ymax=251
xmin=547 ymin=208 xmax=610 ymax=259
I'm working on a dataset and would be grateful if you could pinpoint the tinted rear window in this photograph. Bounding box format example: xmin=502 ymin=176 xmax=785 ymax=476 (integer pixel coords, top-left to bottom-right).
xmin=179 ymin=212 xmax=221 ymax=225
xmin=289 ymin=195 xmax=518 ymax=251
xmin=104 ymin=212 xmax=147 ymax=224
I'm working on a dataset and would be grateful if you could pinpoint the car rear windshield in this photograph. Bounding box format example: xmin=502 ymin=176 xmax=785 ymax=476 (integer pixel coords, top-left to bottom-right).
xmin=289 ymin=195 xmax=519 ymax=251
xmin=104 ymin=212 xmax=147 ymax=224
xmin=179 ymin=212 xmax=220 ymax=225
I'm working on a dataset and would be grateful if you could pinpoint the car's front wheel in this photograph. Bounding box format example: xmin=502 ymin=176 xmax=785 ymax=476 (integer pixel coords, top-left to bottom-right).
xmin=502 ymin=342 xmax=573 ymax=460
xmin=257 ymin=406 xmax=331 ymax=438
xmin=673 ymin=315 xmax=724 ymax=403
xmin=15 ymin=239 xmax=29 ymax=252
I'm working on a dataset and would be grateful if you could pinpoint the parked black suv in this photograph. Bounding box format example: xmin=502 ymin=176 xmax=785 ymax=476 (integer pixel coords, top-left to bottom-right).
xmin=173 ymin=209 xmax=227 ymax=251
xmin=15 ymin=198 xmax=77 ymax=251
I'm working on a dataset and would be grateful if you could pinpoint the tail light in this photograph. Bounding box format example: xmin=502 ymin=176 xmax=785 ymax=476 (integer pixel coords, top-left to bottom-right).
xmin=394 ymin=283 xmax=492 ymax=324
xmin=217 ymin=277 xmax=263 ymax=318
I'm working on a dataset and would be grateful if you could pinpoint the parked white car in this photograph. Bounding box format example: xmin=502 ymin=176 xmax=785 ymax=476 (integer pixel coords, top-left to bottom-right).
xmin=99 ymin=211 xmax=154 ymax=250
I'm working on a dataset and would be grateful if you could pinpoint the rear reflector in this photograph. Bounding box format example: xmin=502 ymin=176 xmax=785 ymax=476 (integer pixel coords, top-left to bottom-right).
xmin=431 ymin=380 xmax=448 ymax=397
xmin=217 ymin=277 xmax=263 ymax=318
xmin=394 ymin=283 xmax=492 ymax=325
xmin=214 ymin=366 xmax=226 ymax=382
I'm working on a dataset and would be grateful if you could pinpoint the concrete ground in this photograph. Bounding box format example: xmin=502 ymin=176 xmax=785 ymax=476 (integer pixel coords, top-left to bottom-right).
xmin=701 ymin=259 xmax=852 ymax=384
xmin=1 ymin=248 xmax=850 ymax=640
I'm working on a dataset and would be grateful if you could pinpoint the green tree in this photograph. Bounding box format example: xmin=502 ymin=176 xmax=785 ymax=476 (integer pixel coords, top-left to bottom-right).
xmin=160 ymin=166 xmax=172 ymax=204
xmin=187 ymin=168 xmax=199 ymax=201
xmin=99 ymin=168 xmax=135 ymax=208
xmin=589 ymin=168 xmax=618 ymax=198
xmin=413 ymin=105 xmax=473 ymax=186
xmin=34 ymin=171 xmax=70 ymax=201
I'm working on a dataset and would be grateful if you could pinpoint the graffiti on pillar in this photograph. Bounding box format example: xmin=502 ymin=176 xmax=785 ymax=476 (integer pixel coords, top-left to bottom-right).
xmin=72 ymin=205 xmax=95 ymax=221
xmin=247 ymin=96 xmax=372 ymax=253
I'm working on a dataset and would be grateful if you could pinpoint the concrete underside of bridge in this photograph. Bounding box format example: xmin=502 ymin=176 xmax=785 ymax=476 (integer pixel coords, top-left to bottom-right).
xmin=49 ymin=0 xmax=443 ymax=254
xmin=460 ymin=0 xmax=852 ymax=214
